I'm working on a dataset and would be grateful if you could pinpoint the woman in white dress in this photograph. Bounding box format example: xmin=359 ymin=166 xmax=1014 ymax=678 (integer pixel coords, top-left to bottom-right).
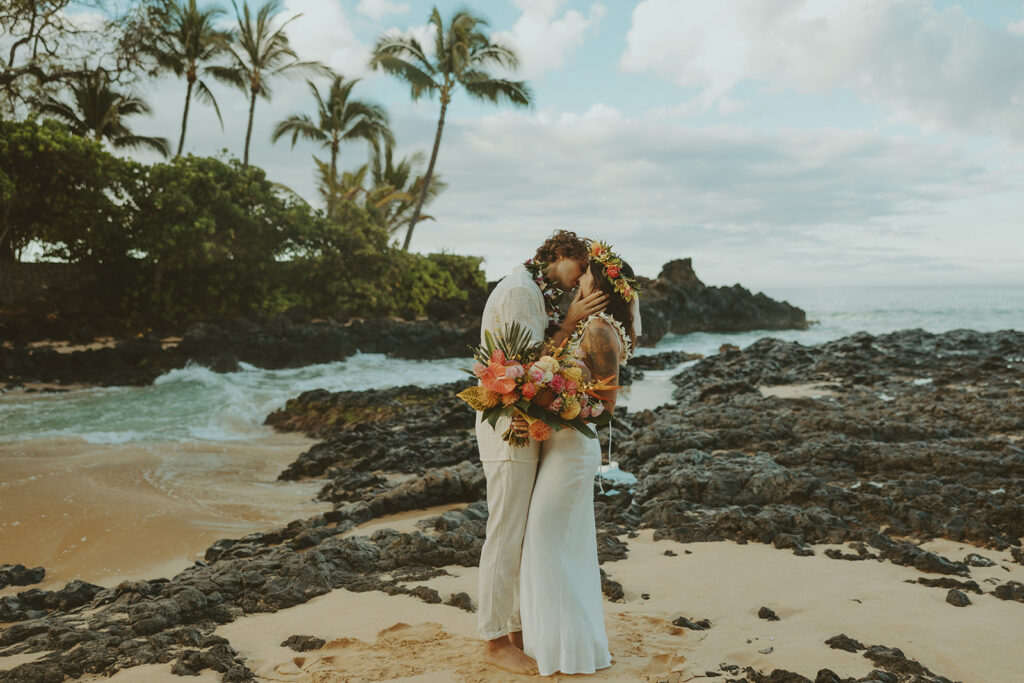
xmin=519 ymin=244 xmax=639 ymax=676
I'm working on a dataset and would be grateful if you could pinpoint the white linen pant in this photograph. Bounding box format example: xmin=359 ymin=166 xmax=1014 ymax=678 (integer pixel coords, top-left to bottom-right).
xmin=477 ymin=458 xmax=539 ymax=640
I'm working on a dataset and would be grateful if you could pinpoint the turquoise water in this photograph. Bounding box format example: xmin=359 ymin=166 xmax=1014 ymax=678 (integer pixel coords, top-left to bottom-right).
xmin=2 ymin=284 xmax=1021 ymax=444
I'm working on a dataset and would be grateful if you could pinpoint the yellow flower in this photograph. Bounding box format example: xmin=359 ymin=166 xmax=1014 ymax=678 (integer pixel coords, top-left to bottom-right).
xmin=561 ymin=366 xmax=584 ymax=384
xmin=559 ymin=396 xmax=581 ymax=420
xmin=456 ymin=386 xmax=501 ymax=411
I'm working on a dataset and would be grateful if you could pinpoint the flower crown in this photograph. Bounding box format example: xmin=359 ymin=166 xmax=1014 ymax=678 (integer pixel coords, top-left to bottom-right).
xmin=587 ymin=239 xmax=640 ymax=302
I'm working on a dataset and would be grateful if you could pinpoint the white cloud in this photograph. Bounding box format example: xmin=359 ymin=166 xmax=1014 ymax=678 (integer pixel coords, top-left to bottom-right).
xmin=280 ymin=0 xmax=371 ymax=78
xmin=492 ymin=0 xmax=606 ymax=80
xmin=402 ymin=106 xmax=1020 ymax=286
xmin=621 ymin=0 xmax=1024 ymax=140
xmin=380 ymin=22 xmax=438 ymax=59
xmin=356 ymin=0 xmax=411 ymax=21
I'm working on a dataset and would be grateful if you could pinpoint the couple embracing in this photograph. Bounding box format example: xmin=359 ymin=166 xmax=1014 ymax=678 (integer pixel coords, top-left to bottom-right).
xmin=476 ymin=229 xmax=640 ymax=676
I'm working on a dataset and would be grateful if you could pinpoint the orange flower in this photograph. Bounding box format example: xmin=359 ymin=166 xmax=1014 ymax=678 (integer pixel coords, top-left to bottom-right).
xmin=478 ymin=350 xmax=516 ymax=394
xmin=529 ymin=420 xmax=553 ymax=441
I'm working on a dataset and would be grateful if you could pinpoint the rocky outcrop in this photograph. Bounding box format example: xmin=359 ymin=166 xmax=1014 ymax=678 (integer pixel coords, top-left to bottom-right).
xmin=1 ymin=317 xmax=477 ymax=387
xmin=637 ymin=258 xmax=808 ymax=345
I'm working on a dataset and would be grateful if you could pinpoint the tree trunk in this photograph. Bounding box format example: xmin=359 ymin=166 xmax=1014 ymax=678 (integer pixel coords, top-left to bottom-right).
xmin=243 ymin=89 xmax=257 ymax=168
xmin=328 ymin=138 xmax=339 ymax=213
xmin=404 ymin=96 xmax=447 ymax=251
xmin=0 ymin=236 xmax=15 ymax=263
xmin=177 ymin=77 xmax=195 ymax=157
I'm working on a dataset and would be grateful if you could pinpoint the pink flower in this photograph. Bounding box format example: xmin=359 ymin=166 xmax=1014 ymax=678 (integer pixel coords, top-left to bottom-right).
xmin=549 ymin=374 xmax=566 ymax=393
xmin=548 ymin=396 xmax=563 ymax=412
xmin=504 ymin=363 xmax=525 ymax=379
xmin=521 ymin=382 xmax=537 ymax=400
xmin=591 ymin=402 xmax=605 ymax=417
xmin=565 ymin=380 xmax=578 ymax=395
xmin=528 ymin=366 xmax=546 ymax=383
xmin=579 ymin=402 xmax=592 ymax=419
xmin=473 ymin=362 xmax=487 ymax=379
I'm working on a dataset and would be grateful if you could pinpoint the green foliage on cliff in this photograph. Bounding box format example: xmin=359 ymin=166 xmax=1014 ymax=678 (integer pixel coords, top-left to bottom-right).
xmin=1 ymin=120 xmax=484 ymax=326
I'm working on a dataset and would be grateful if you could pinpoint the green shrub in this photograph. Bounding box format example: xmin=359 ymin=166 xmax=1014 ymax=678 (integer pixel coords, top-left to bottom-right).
xmin=0 ymin=118 xmax=136 ymax=264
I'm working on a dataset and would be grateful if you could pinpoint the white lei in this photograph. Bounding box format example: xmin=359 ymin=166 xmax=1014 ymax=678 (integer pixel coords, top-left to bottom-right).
xmin=570 ymin=311 xmax=633 ymax=363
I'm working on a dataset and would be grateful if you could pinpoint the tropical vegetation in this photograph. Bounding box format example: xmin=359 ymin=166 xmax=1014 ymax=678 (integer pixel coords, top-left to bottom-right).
xmin=0 ymin=1 xmax=530 ymax=330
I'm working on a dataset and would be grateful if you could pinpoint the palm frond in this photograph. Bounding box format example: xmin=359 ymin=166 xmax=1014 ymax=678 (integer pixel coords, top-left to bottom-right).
xmin=113 ymin=133 xmax=172 ymax=158
xmin=193 ymin=79 xmax=225 ymax=129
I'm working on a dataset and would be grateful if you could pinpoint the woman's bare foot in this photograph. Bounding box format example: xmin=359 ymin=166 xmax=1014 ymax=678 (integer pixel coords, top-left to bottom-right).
xmin=484 ymin=638 xmax=538 ymax=675
xmin=508 ymin=630 xmax=525 ymax=650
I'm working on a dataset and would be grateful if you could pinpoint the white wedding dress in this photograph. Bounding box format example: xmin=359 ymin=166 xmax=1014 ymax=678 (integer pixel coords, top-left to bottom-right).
xmin=519 ymin=312 xmax=630 ymax=676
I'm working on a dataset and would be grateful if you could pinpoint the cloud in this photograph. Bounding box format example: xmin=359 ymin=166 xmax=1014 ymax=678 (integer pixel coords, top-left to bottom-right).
xmin=621 ymin=0 xmax=1024 ymax=140
xmin=492 ymin=0 xmax=606 ymax=80
xmin=280 ymin=0 xmax=372 ymax=78
xmin=399 ymin=105 xmax=1017 ymax=286
xmin=356 ymin=0 xmax=411 ymax=21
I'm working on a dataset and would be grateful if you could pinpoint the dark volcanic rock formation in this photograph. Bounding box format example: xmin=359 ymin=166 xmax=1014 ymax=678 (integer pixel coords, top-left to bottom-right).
xmin=0 ymin=564 xmax=45 ymax=590
xmin=600 ymin=329 xmax=1024 ymax=567
xmin=0 ymin=317 xmax=476 ymax=387
xmin=637 ymin=259 xmax=808 ymax=345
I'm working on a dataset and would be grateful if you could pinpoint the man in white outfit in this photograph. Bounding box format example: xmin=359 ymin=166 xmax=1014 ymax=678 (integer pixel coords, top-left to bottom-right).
xmin=477 ymin=229 xmax=608 ymax=674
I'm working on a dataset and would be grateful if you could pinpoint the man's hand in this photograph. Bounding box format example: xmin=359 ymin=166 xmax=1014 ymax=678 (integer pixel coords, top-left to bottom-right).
xmin=511 ymin=414 xmax=529 ymax=437
xmin=564 ymin=289 xmax=609 ymax=329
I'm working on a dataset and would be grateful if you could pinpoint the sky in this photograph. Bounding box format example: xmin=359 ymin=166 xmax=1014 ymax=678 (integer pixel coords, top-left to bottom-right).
xmin=76 ymin=0 xmax=1024 ymax=287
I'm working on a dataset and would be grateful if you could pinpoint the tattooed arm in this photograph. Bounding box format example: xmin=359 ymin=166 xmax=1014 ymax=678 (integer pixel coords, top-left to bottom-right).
xmin=580 ymin=319 xmax=621 ymax=414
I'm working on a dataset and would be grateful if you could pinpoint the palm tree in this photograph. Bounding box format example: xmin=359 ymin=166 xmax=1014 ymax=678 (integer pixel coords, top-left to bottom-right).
xmin=370 ymin=7 xmax=532 ymax=250
xmin=147 ymin=0 xmax=234 ymax=156
xmin=210 ymin=0 xmax=329 ymax=168
xmin=368 ymin=146 xmax=446 ymax=237
xmin=32 ymin=68 xmax=170 ymax=157
xmin=272 ymin=75 xmax=393 ymax=211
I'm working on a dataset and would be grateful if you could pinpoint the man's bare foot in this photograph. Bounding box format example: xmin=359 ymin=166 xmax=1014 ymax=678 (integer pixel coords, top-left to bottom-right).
xmin=484 ymin=638 xmax=538 ymax=675
xmin=508 ymin=630 xmax=524 ymax=650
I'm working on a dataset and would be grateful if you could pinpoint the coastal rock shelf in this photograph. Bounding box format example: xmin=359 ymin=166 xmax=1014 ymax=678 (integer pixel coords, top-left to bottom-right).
xmin=0 ymin=317 xmax=478 ymax=387
xmin=1 ymin=328 xmax=1022 ymax=681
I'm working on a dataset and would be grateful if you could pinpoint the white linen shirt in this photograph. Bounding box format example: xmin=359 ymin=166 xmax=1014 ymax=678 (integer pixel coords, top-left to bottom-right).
xmin=475 ymin=264 xmax=548 ymax=462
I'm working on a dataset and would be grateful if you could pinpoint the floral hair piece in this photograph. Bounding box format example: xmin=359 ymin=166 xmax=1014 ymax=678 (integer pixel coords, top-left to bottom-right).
xmin=586 ymin=239 xmax=641 ymax=302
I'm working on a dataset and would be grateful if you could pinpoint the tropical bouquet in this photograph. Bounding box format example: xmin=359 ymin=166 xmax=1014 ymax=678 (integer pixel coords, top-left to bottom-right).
xmin=456 ymin=322 xmax=618 ymax=447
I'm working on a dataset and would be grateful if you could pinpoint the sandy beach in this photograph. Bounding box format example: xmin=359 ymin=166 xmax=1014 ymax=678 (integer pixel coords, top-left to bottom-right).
xmin=87 ymin=526 xmax=1021 ymax=682
xmin=0 ymin=432 xmax=329 ymax=592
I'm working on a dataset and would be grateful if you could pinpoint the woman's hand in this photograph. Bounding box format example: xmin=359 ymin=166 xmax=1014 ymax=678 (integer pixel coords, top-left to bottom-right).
xmin=564 ymin=289 xmax=608 ymax=329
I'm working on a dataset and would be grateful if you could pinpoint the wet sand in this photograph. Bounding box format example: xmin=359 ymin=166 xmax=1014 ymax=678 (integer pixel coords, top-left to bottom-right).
xmin=0 ymin=432 xmax=329 ymax=592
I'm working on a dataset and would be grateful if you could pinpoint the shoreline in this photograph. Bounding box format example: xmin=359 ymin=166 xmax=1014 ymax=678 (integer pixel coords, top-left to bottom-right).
xmin=0 ymin=432 xmax=329 ymax=593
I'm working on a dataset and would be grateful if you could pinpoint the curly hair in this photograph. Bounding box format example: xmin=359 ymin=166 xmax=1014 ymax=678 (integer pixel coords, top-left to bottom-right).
xmin=534 ymin=229 xmax=589 ymax=265
xmin=589 ymin=258 xmax=638 ymax=349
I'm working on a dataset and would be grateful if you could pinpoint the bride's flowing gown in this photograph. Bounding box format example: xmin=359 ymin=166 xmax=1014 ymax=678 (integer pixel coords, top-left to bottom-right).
xmin=519 ymin=424 xmax=611 ymax=675
xmin=519 ymin=313 xmax=628 ymax=676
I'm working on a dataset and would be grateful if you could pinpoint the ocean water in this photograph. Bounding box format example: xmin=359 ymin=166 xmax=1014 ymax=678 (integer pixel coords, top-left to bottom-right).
xmin=641 ymin=283 xmax=1024 ymax=358
xmin=1 ymin=284 xmax=1021 ymax=444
